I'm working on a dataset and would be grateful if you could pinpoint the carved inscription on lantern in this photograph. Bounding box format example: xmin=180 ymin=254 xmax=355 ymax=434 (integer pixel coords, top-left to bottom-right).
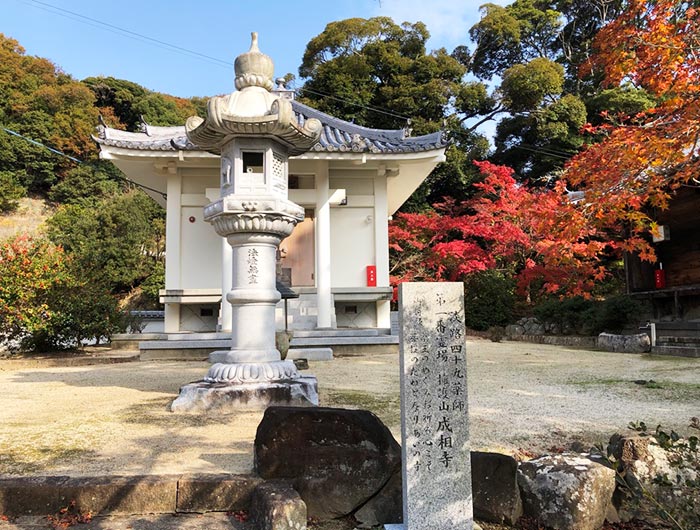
xmin=247 ymin=248 xmax=259 ymax=284
xmin=398 ymin=282 xmax=474 ymax=530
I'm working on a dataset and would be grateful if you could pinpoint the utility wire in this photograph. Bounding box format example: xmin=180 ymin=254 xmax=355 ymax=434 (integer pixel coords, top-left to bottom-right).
xmin=508 ymin=143 xmax=576 ymax=160
xmin=0 ymin=126 xmax=167 ymax=199
xmin=2 ymin=127 xmax=83 ymax=164
xmin=296 ymin=86 xmax=412 ymax=122
xmin=15 ymin=0 xmax=415 ymax=123
xmin=18 ymin=0 xmax=230 ymax=68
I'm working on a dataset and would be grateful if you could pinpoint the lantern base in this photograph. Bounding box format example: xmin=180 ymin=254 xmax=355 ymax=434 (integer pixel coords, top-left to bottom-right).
xmin=169 ymin=376 xmax=318 ymax=413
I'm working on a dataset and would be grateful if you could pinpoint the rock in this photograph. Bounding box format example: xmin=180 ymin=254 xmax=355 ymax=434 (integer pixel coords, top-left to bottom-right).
xmin=354 ymin=470 xmax=402 ymax=527
xmin=597 ymin=333 xmax=651 ymax=353
xmin=607 ymin=434 xmax=700 ymax=522
xmin=471 ymin=451 xmax=523 ymax=525
xmin=505 ymin=324 xmax=525 ymax=337
xmin=518 ymin=453 xmax=616 ymax=530
xmin=276 ymin=331 xmax=292 ymax=359
xmin=250 ymin=482 xmax=307 ymax=530
xmin=607 ymin=435 xmax=661 ymax=489
xmin=292 ymin=358 xmax=309 ymax=370
xmin=254 ymin=407 xmax=401 ymax=521
xmin=522 ymin=318 xmax=545 ymax=335
xmin=546 ymin=322 xmax=561 ymax=335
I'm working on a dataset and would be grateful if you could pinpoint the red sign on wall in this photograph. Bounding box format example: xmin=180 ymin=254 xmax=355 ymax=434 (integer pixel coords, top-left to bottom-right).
xmin=655 ymin=268 xmax=666 ymax=289
xmin=366 ymin=265 xmax=377 ymax=287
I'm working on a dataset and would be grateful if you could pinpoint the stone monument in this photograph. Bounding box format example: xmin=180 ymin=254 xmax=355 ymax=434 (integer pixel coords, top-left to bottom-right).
xmin=170 ymin=33 xmax=322 ymax=412
xmin=389 ymin=282 xmax=474 ymax=530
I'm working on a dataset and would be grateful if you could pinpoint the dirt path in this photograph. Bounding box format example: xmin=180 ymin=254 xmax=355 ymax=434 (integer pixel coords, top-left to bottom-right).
xmin=0 ymin=339 xmax=697 ymax=477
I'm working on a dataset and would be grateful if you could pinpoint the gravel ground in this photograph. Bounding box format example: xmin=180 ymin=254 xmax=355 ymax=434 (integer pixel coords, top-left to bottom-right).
xmin=0 ymin=338 xmax=698 ymax=478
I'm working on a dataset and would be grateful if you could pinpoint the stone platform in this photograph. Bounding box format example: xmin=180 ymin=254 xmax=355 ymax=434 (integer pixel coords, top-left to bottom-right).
xmin=170 ymin=376 xmax=318 ymax=412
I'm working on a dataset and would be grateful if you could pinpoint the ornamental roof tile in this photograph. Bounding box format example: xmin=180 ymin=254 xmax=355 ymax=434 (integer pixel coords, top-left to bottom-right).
xmin=95 ymin=100 xmax=447 ymax=154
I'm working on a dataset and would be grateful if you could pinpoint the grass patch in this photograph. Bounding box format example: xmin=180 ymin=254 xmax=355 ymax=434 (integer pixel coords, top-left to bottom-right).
xmin=569 ymin=377 xmax=700 ymax=401
xmin=321 ymin=389 xmax=400 ymax=428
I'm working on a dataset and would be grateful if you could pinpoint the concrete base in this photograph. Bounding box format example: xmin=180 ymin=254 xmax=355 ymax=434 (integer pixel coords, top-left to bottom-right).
xmin=286 ymin=347 xmax=333 ymax=361
xmin=169 ymin=376 xmax=319 ymax=412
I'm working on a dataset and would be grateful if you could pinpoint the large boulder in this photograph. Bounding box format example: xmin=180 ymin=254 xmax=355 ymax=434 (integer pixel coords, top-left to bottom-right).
xmin=597 ymin=333 xmax=651 ymax=353
xmin=254 ymin=407 xmax=401 ymax=521
xmin=518 ymin=454 xmax=616 ymax=530
xmin=471 ymin=451 xmax=523 ymax=525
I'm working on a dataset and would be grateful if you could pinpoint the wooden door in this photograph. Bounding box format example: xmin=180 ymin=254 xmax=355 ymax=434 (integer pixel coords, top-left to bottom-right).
xmin=280 ymin=213 xmax=315 ymax=287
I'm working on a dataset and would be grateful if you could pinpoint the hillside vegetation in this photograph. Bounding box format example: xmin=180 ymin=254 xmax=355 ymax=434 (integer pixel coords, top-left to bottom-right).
xmin=0 ymin=33 xmax=195 ymax=351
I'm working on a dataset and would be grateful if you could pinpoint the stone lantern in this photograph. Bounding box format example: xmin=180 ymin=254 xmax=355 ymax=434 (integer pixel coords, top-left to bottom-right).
xmin=170 ymin=33 xmax=322 ymax=412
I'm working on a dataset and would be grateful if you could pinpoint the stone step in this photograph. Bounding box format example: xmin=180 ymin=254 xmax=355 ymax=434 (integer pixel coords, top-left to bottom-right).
xmin=0 ymin=473 xmax=260 ymax=517
xmin=290 ymin=335 xmax=398 ymax=347
xmin=651 ymin=345 xmax=700 ymax=358
xmin=286 ymin=347 xmax=333 ymax=361
xmin=139 ymin=340 xmax=231 ymax=350
xmin=653 ymin=321 xmax=700 ymax=331
xmin=291 ymin=328 xmax=391 ymax=338
xmin=656 ymin=335 xmax=700 ymax=345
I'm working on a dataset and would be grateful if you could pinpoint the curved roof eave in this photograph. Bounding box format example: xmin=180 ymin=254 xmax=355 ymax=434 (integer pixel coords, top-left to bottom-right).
xmin=94 ymin=99 xmax=449 ymax=156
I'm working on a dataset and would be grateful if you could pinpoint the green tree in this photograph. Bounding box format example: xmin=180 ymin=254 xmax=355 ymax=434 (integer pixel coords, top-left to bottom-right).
xmin=299 ymin=17 xmax=464 ymax=133
xmin=83 ymin=76 xmax=209 ymax=130
xmin=46 ymin=190 xmax=165 ymax=291
xmin=585 ymin=85 xmax=656 ymax=126
xmin=467 ymin=1 xmax=626 ymax=180
xmin=47 ymin=162 xmax=121 ymax=205
xmin=0 ymin=170 xmax=25 ymax=213
xmin=298 ymin=17 xmax=493 ymax=209
xmin=469 ymin=0 xmax=564 ymax=78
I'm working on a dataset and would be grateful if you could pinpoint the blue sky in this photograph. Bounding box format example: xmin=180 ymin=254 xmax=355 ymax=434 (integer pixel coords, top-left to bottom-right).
xmin=3 ymin=0 xmax=502 ymax=98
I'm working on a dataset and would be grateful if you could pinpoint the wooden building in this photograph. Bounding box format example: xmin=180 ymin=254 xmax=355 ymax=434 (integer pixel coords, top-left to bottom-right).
xmin=626 ymin=186 xmax=700 ymax=321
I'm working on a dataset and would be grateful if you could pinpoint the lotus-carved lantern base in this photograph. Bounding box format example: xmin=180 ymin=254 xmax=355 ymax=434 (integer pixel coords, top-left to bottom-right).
xmin=170 ymin=375 xmax=318 ymax=412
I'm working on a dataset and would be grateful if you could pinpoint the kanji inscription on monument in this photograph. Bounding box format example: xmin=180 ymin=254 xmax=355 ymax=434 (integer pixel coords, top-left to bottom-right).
xmin=398 ymin=282 xmax=473 ymax=530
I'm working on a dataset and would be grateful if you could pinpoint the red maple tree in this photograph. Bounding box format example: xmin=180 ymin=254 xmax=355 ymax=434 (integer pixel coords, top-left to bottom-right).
xmin=390 ymin=161 xmax=614 ymax=301
xmin=566 ymin=0 xmax=700 ymax=261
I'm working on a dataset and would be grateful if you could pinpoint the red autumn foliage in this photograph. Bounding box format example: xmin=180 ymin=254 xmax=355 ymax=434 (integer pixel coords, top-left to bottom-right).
xmin=567 ymin=0 xmax=700 ymax=261
xmin=389 ymin=161 xmax=615 ymax=301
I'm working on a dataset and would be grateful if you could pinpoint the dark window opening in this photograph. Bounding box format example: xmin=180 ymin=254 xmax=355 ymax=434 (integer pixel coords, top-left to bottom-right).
xmin=243 ymin=152 xmax=264 ymax=173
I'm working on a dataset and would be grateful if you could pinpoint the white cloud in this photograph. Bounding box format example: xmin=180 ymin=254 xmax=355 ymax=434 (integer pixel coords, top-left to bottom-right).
xmin=372 ymin=0 xmax=507 ymax=51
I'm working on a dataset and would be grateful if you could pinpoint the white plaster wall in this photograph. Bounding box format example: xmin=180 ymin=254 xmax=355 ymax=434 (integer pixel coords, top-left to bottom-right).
xmin=336 ymin=301 xmax=377 ymax=328
xmin=180 ymin=206 xmax=221 ymax=289
xmin=180 ymin=304 xmax=218 ymax=332
xmin=330 ymin=207 xmax=375 ymax=288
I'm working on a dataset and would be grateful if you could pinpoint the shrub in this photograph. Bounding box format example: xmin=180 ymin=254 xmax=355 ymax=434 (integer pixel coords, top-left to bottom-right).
xmin=592 ymin=295 xmax=643 ymax=333
xmin=26 ymin=282 xmax=126 ymax=351
xmin=464 ymin=270 xmax=515 ymax=331
xmin=534 ymin=296 xmax=595 ymax=334
xmin=534 ymin=295 xmax=642 ymax=335
xmin=0 ymin=235 xmax=127 ymax=352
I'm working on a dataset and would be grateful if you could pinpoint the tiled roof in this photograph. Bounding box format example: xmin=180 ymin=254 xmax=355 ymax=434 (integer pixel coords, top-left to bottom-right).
xmin=94 ymin=100 xmax=448 ymax=154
